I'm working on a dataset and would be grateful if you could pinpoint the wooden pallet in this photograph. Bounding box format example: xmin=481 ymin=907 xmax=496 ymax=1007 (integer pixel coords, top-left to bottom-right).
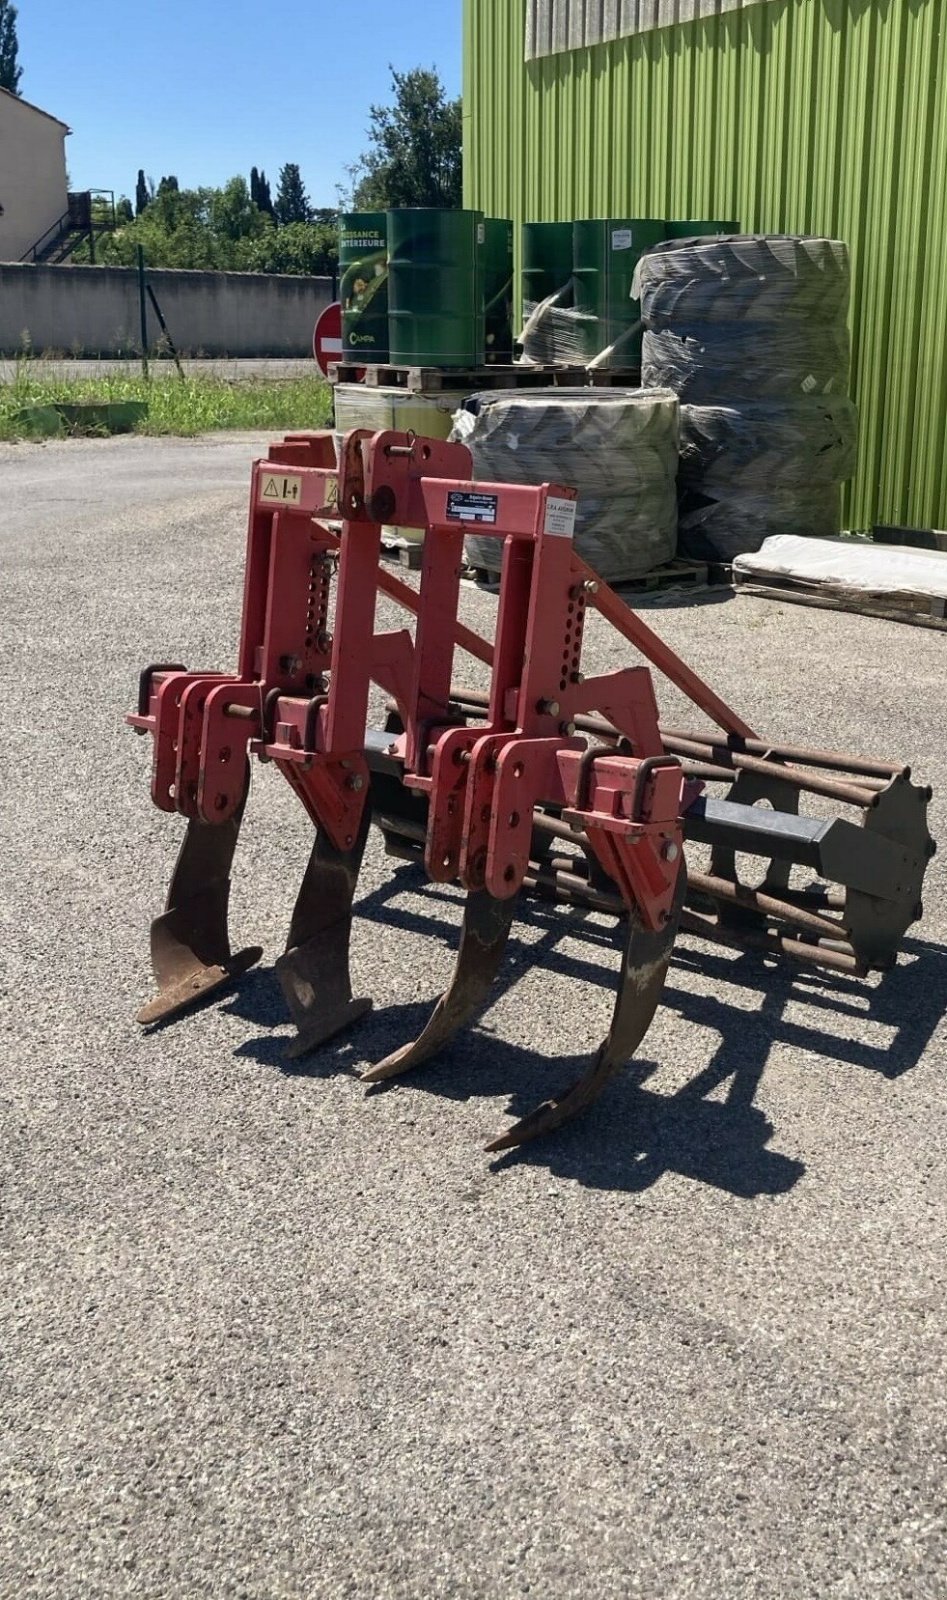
xmin=614 ymin=558 xmax=712 ymax=595
xmin=733 ymin=569 xmax=947 ymax=631
xmin=328 ymin=361 xmax=639 ymax=392
xmin=381 ymin=541 xmax=424 ymax=571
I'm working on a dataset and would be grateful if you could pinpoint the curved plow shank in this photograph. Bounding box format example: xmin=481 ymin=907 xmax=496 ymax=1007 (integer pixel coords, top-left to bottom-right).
xmin=137 ymin=782 xmax=262 ymax=1026
xmin=275 ymin=810 xmax=372 ymax=1060
xmin=485 ymin=869 xmax=686 ymax=1153
xmin=361 ymin=889 xmax=518 ymax=1083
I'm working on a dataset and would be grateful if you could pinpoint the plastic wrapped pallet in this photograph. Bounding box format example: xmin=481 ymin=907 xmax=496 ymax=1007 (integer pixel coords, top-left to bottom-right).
xmin=634 ymin=235 xmax=856 ymax=559
xmin=518 ymin=284 xmax=591 ymax=367
xmin=451 ymin=388 xmax=680 ymax=582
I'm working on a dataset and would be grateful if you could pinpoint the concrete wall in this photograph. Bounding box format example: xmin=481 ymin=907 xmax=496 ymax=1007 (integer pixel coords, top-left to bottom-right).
xmin=0 ymin=90 xmax=69 ymax=261
xmin=0 ymin=263 xmax=335 ymax=357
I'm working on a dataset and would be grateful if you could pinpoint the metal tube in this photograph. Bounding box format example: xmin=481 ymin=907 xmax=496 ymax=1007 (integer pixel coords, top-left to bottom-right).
xmin=687 ymin=870 xmax=848 ymax=941
xmin=661 ymin=727 xmax=907 ymax=782
xmin=660 ymin=733 xmax=879 ymax=809
xmin=137 ymin=245 xmax=149 ymax=379
xmin=680 ymin=908 xmax=865 ymax=976
xmin=449 ymin=688 xmax=896 ymax=802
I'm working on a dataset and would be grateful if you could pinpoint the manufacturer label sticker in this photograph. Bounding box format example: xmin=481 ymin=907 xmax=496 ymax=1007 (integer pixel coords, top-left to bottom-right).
xmin=446 ymin=490 xmax=499 ymax=524
xmin=611 ymin=228 xmax=633 ymax=251
xmin=261 ymin=473 xmax=303 ymax=505
xmin=544 ymin=495 xmax=577 ymax=538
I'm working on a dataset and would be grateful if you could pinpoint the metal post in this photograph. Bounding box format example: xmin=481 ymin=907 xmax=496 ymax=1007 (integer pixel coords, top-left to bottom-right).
xmin=137 ymin=246 xmax=149 ymax=379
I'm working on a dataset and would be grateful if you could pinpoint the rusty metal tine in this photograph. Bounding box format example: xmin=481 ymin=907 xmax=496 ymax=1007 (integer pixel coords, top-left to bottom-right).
xmin=276 ymin=808 xmax=373 ymax=1059
xmin=361 ymin=890 xmax=518 ymax=1083
xmin=485 ymin=867 xmax=686 ymax=1152
xmin=137 ymin=766 xmax=262 ymax=1026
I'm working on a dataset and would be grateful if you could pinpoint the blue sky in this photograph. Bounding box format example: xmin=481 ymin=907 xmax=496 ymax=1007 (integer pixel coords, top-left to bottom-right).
xmin=17 ymin=0 xmax=462 ymax=205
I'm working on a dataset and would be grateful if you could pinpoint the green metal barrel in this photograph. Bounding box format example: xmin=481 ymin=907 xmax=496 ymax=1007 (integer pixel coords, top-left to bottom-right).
xmin=387 ymin=208 xmax=485 ymax=368
xmin=573 ymin=217 xmax=665 ymax=366
xmin=339 ymin=212 xmax=389 ymax=364
xmin=522 ymin=220 xmax=574 ymax=306
xmin=484 ymin=217 xmax=514 ymax=363
xmin=665 ymin=218 xmax=739 ymax=239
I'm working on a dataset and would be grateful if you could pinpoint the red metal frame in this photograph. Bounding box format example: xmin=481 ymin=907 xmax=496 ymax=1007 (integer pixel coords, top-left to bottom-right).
xmin=129 ymin=428 xmax=757 ymax=933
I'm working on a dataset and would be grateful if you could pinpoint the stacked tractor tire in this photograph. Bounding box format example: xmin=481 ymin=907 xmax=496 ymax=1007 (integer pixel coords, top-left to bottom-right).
xmin=637 ymin=236 xmax=858 ymax=559
xmin=453 ymin=388 xmax=680 ymax=583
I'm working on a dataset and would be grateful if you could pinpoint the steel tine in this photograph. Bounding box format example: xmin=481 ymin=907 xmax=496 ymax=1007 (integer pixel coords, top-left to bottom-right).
xmin=137 ymin=768 xmax=262 ymax=1026
xmin=485 ymin=868 xmax=686 ymax=1152
xmin=361 ymin=889 xmax=518 ymax=1083
xmin=275 ymin=807 xmax=373 ymax=1060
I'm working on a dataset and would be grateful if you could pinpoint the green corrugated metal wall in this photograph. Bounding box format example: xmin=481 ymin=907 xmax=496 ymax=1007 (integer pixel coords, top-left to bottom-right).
xmin=463 ymin=0 xmax=947 ymax=531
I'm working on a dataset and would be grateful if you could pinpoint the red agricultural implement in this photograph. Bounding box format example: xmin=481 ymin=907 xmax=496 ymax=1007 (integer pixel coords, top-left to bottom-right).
xmin=128 ymin=429 xmax=935 ymax=1151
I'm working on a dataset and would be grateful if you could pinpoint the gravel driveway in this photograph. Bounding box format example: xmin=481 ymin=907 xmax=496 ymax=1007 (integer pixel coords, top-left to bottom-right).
xmin=1 ymin=432 xmax=945 ymax=1598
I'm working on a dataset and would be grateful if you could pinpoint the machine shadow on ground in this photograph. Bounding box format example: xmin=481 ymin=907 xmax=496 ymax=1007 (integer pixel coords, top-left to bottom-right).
xmin=227 ymin=865 xmax=947 ymax=1198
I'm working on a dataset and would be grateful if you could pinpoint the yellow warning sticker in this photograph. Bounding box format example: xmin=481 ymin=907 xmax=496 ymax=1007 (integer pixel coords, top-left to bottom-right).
xmin=260 ymin=473 xmax=303 ymax=505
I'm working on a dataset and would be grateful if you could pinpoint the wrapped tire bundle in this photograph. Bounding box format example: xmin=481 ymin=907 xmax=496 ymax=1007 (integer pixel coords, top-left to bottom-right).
xmin=676 ymin=399 xmax=857 ymax=558
xmin=679 ymin=485 xmax=842 ymax=561
xmin=635 ymin=234 xmax=857 ymax=560
xmin=642 ymin=322 xmax=852 ymax=402
xmin=451 ymin=388 xmax=680 ymax=583
xmin=680 ymin=398 xmax=859 ymax=489
xmin=635 ymin=235 xmax=851 ymax=328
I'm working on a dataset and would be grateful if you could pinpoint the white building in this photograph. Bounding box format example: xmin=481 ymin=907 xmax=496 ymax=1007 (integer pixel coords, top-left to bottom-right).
xmin=0 ymin=87 xmax=70 ymax=262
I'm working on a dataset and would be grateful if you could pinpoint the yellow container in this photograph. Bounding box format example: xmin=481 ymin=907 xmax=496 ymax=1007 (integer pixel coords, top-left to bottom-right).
xmin=332 ymin=384 xmax=468 ymax=543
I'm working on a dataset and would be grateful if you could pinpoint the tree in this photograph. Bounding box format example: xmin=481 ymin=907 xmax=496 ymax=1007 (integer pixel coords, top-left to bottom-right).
xmin=250 ymin=166 xmax=274 ymax=216
xmin=246 ymin=218 xmax=337 ymax=278
xmin=116 ymin=197 xmax=134 ymax=224
xmin=274 ymin=163 xmax=311 ymax=225
xmin=348 ymin=67 xmax=461 ymax=210
xmin=0 ymin=0 xmax=22 ymax=95
xmin=157 ymin=175 xmax=180 ymax=196
xmin=135 ymin=170 xmax=150 ymax=216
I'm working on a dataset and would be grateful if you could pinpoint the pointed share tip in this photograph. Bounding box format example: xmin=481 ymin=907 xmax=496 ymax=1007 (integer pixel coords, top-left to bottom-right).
xmin=136 ymin=945 xmax=263 ymax=1028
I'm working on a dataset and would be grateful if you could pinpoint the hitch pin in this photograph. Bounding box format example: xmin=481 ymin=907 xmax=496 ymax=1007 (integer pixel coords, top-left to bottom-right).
xmin=223 ymin=704 xmax=259 ymax=721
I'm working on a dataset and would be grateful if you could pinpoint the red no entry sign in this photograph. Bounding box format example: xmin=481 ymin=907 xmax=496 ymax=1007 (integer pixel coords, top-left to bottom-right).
xmin=313 ymin=302 xmax=344 ymax=377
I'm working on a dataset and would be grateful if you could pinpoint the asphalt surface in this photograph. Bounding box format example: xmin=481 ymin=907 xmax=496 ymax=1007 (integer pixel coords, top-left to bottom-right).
xmin=1 ymin=432 xmax=945 ymax=1599
xmin=0 ymin=359 xmax=317 ymax=383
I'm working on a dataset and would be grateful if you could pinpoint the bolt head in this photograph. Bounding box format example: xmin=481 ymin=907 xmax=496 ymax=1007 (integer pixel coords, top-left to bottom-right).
xmin=662 ymin=841 xmax=680 ymax=862
xmin=347 ymin=774 xmax=365 ymax=792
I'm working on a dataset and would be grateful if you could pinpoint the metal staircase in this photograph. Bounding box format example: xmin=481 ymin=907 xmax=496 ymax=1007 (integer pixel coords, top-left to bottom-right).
xmin=20 ymin=191 xmax=116 ymax=265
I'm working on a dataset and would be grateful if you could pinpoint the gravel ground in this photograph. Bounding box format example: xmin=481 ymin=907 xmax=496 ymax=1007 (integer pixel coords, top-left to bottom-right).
xmin=1 ymin=433 xmax=945 ymax=1600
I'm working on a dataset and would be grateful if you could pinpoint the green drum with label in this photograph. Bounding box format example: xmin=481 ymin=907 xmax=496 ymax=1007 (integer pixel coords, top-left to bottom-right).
xmin=340 ymin=212 xmax=389 ymax=364
xmin=665 ymin=219 xmax=739 ymax=240
xmin=573 ymin=217 xmax=665 ymax=367
xmin=387 ymin=208 xmax=484 ymax=368
xmin=522 ymin=221 xmax=574 ymax=307
xmin=484 ymin=217 xmax=514 ymax=362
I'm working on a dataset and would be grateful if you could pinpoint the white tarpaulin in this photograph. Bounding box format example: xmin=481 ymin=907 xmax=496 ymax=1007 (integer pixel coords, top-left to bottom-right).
xmin=733 ymin=536 xmax=947 ymax=601
xmin=526 ymin=0 xmax=778 ymax=59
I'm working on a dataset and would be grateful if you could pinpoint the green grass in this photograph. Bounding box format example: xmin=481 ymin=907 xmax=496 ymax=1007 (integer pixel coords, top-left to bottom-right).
xmin=0 ymin=365 xmax=333 ymax=440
